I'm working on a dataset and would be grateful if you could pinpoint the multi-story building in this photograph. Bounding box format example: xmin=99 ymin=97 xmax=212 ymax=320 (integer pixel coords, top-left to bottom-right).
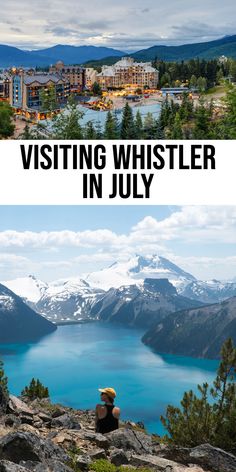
xmin=97 ymin=57 xmax=159 ymax=90
xmin=9 ymin=73 xmax=70 ymax=118
xmin=0 ymin=76 xmax=10 ymax=100
xmin=85 ymin=68 xmax=98 ymax=89
xmin=49 ymin=61 xmax=85 ymax=93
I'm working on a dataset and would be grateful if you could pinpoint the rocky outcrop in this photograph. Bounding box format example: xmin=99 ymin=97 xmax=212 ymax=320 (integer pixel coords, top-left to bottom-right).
xmin=161 ymin=443 xmax=236 ymax=472
xmin=0 ymin=395 xmax=235 ymax=472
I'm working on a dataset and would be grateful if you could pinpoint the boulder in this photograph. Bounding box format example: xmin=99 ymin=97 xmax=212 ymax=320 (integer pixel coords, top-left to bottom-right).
xmin=189 ymin=443 xmax=236 ymax=472
xmin=20 ymin=460 xmax=74 ymax=472
xmin=110 ymin=448 xmax=129 ymax=466
xmin=161 ymin=443 xmax=236 ymax=472
xmin=8 ymin=397 xmax=34 ymax=417
xmin=81 ymin=432 xmax=110 ymax=449
xmin=0 ymin=462 xmax=30 ymax=472
xmin=37 ymin=412 xmax=52 ymax=423
xmin=106 ymin=428 xmax=154 ymax=454
xmin=19 ymin=415 xmax=34 ymax=426
xmin=0 ymin=432 xmax=69 ymax=464
xmin=88 ymin=449 xmax=106 ymax=460
xmin=130 ymin=453 xmax=185 ymax=470
xmin=51 ymin=414 xmax=81 ymax=430
xmin=4 ymin=416 xmax=21 ymax=428
xmin=51 ymin=408 xmax=66 ymax=419
xmin=74 ymin=455 xmax=92 ymax=471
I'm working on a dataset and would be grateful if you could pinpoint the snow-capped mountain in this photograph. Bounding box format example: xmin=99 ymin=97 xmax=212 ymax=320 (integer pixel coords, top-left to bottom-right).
xmin=2 ymin=275 xmax=48 ymax=303
xmin=0 ymin=283 xmax=56 ymax=343
xmin=2 ymin=256 xmax=235 ymax=324
xmin=1 ymin=275 xmax=105 ymax=322
xmin=90 ymin=278 xmax=203 ymax=328
xmin=34 ymin=278 xmax=105 ymax=322
xmin=179 ymin=280 xmax=236 ymax=304
xmin=86 ymin=255 xmax=196 ymax=290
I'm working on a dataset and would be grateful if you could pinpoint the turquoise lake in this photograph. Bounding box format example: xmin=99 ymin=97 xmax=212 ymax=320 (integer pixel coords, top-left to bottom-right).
xmin=0 ymin=323 xmax=218 ymax=435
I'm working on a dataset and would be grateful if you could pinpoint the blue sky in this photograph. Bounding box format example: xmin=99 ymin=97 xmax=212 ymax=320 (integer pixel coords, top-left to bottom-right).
xmin=0 ymin=0 xmax=235 ymax=50
xmin=0 ymin=205 xmax=235 ymax=282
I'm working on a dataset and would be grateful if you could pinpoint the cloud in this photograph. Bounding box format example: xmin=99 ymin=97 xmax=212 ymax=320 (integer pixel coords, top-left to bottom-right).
xmin=131 ymin=207 xmax=236 ymax=243
xmin=0 ymin=207 xmax=235 ymax=251
xmin=0 ymin=0 xmax=235 ymax=49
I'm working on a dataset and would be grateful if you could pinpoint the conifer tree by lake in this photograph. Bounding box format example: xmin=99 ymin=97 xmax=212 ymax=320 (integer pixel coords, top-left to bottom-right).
xmin=161 ymin=338 xmax=236 ymax=452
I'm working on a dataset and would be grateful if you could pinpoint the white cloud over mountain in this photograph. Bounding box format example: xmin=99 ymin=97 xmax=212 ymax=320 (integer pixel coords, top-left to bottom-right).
xmin=0 ymin=0 xmax=235 ymax=49
xmin=0 ymin=206 xmax=235 ymax=281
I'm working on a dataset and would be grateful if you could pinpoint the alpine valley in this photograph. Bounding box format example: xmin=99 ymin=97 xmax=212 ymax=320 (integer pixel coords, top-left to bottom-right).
xmin=1 ymin=255 xmax=236 ymax=357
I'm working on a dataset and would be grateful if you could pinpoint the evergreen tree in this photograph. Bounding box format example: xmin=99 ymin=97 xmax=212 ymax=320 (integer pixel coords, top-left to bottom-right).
xmin=39 ymin=85 xmax=57 ymax=112
xmin=94 ymin=120 xmax=103 ymax=139
xmin=197 ymin=76 xmax=207 ymax=92
xmin=84 ymin=120 xmax=97 ymax=139
xmin=192 ymin=99 xmax=212 ymax=139
xmin=0 ymin=359 xmax=9 ymax=399
xmin=155 ymin=118 xmax=165 ymax=139
xmin=51 ymin=98 xmax=84 ymax=139
xmin=170 ymin=112 xmax=183 ymax=139
xmin=104 ymin=111 xmax=119 ymax=139
xmin=120 ymin=103 xmax=135 ymax=139
xmin=19 ymin=124 xmax=34 ymax=139
xmin=0 ymin=102 xmax=15 ymax=138
xmin=222 ymin=85 xmax=236 ymax=138
xmin=143 ymin=112 xmax=156 ymax=139
xmin=92 ymin=82 xmax=102 ymax=96
xmin=134 ymin=110 xmax=143 ymax=139
xmin=161 ymin=338 xmax=236 ymax=452
xmin=21 ymin=378 xmax=49 ymax=400
xmin=189 ymin=75 xmax=197 ymax=88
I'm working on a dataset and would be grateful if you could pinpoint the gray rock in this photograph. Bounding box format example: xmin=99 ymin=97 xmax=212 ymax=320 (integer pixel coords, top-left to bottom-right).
xmin=161 ymin=443 xmax=236 ymax=472
xmin=51 ymin=414 xmax=81 ymax=430
xmin=81 ymin=432 xmax=110 ymax=449
xmin=189 ymin=443 xmax=236 ymax=472
xmin=8 ymin=397 xmax=34 ymax=417
xmin=20 ymin=460 xmax=74 ymax=472
xmin=19 ymin=415 xmax=34 ymax=426
xmin=75 ymin=455 xmax=92 ymax=471
xmin=4 ymin=415 xmax=21 ymax=428
xmin=0 ymin=432 xmax=69 ymax=464
xmin=36 ymin=460 xmax=74 ymax=472
xmin=110 ymin=448 xmax=129 ymax=466
xmin=106 ymin=428 xmax=153 ymax=454
xmin=51 ymin=408 xmax=66 ymax=419
xmin=130 ymin=453 xmax=183 ymax=470
xmin=37 ymin=412 xmax=52 ymax=423
xmin=88 ymin=449 xmax=106 ymax=460
xmin=0 ymin=461 xmax=30 ymax=472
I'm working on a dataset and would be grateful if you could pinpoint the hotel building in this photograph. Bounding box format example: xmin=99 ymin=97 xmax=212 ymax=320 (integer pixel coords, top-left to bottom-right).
xmin=9 ymin=73 xmax=70 ymax=118
xmin=49 ymin=61 xmax=86 ymax=93
xmin=96 ymin=57 xmax=159 ymax=90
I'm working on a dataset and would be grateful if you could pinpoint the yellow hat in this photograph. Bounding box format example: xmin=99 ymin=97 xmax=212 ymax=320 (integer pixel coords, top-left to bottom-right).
xmin=98 ymin=387 xmax=116 ymax=399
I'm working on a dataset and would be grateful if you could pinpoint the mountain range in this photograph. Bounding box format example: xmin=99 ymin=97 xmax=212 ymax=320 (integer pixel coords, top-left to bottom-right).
xmin=2 ymin=256 xmax=236 ymax=324
xmin=0 ymin=283 xmax=56 ymax=343
xmin=90 ymin=278 xmax=203 ymax=329
xmin=1 ymin=35 xmax=236 ymax=68
xmin=0 ymin=44 xmax=124 ymax=68
xmin=2 ymin=255 xmax=236 ymax=356
xmin=142 ymin=296 xmax=236 ymax=359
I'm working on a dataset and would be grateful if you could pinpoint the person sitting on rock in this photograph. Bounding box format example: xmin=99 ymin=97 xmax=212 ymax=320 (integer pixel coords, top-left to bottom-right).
xmin=95 ymin=387 xmax=120 ymax=434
